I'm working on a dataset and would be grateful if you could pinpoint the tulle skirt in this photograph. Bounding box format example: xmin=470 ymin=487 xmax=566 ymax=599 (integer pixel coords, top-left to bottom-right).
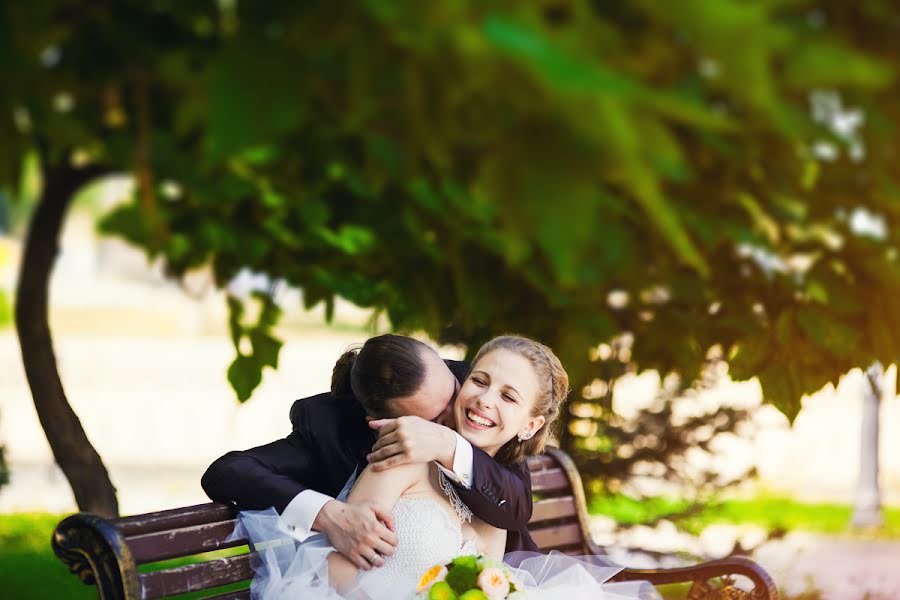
xmin=230 ymin=508 xmax=658 ymax=600
xmin=505 ymin=551 xmax=659 ymax=600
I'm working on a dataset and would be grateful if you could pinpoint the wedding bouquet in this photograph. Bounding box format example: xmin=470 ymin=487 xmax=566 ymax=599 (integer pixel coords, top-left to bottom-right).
xmin=416 ymin=554 xmax=525 ymax=600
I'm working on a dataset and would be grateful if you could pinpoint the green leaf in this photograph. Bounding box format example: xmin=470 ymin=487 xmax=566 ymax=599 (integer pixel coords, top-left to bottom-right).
xmin=316 ymin=225 xmax=376 ymax=255
xmin=227 ymin=354 xmax=262 ymax=403
xmin=206 ymin=43 xmax=304 ymax=159
xmin=167 ymin=233 xmax=191 ymax=262
xmin=867 ymin=296 xmax=899 ymax=365
xmin=629 ymin=171 xmax=709 ymax=277
xmin=482 ymin=16 xmax=733 ymax=130
xmin=249 ymin=329 xmax=282 ymax=370
xmin=774 ymin=310 xmax=794 ymax=344
xmin=98 ymin=204 xmax=155 ymax=254
xmin=238 ymin=145 xmax=279 ymax=166
xmin=805 ymin=280 xmax=828 ymax=305
xmin=796 ymin=307 xmax=860 ymax=357
xmin=783 ymin=40 xmax=895 ymax=89
xmin=759 ymin=365 xmax=801 ymax=423
xmin=727 ymin=334 xmax=770 ymax=381
xmin=445 ymin=557 xmax=478 ymax=595
xmin=483 ymin=17 xmax=638 ymax=96
xmin=408 ymin=177 xmax=443 ymax=212
xmin=801 ymin=160 xmax=820 ymax=191
xmin=226 ymin=295 xmax=244 ymax=349
xmin=805 ymin=263 xmax=863 ymax=316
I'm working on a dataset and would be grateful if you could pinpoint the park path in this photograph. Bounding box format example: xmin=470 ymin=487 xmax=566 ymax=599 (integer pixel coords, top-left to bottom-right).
xmin=753 ymin=534 xmax=900 ymax=599
xmin=599 ymin=522 xmax=900 ymax=599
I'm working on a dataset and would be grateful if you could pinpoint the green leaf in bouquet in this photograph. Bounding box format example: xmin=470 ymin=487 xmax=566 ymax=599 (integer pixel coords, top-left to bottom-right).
xmin=450 ymin=555 xmax=478 ymax=570
xmin=446 ymin=556 xmax=479 ymax=595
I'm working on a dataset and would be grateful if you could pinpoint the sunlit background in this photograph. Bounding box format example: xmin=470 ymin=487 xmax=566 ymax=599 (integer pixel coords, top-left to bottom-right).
xmin=4 ymin=2 xmax=900 ymax=599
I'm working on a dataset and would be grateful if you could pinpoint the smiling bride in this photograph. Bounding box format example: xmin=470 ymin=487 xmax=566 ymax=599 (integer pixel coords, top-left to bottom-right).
xmin=233 ymin=335 xmax=657 ymax=600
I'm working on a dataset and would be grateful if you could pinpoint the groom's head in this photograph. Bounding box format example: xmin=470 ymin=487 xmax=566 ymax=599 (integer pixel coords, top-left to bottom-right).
xmin=331 ymin=334 xmax=459 ymax=425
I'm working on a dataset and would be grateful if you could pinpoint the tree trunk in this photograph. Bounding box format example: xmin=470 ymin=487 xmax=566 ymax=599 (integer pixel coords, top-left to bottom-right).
xmin=851 ymin=362 xmax=884 ymax=528
xmin=14 ymin=158 xmax=119 ymax=517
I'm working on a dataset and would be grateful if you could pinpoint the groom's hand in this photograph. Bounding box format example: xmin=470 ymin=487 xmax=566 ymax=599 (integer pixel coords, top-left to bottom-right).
xmin=314 ymin=500 xmax=398 ymax=570
xmin=367 ymin=416 xmax=456 ymax=471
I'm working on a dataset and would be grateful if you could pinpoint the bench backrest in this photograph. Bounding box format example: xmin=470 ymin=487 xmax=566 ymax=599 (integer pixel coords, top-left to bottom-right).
xmin=53 ymin=447 xmax=593 ymax=599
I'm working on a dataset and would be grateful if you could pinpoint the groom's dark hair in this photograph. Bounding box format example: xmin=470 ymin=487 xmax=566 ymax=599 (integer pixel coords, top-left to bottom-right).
xmin=331 ymin=334 xmax=432 ymax=417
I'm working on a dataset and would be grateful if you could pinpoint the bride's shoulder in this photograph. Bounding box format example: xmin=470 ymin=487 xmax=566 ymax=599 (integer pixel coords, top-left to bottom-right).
xmin=351 ymin=461 xmax=432 ymax=502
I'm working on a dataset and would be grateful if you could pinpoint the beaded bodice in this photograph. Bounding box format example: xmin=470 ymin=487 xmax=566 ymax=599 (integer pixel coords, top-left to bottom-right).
xmin=356 ymin=497 xmax=477 ymax=594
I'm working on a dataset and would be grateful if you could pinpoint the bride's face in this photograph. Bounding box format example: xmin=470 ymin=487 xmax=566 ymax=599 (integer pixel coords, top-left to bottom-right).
xmin=453 ymin=349 xmax=546 ymax=456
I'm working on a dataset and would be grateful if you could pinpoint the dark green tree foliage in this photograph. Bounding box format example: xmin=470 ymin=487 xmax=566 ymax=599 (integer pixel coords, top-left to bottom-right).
xmin=4 ymin=2 xmax=900 ymax=430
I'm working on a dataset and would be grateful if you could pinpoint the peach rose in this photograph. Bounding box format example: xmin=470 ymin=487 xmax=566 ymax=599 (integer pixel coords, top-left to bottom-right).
xmin=477 ymin=567 xmax=510 ymax=599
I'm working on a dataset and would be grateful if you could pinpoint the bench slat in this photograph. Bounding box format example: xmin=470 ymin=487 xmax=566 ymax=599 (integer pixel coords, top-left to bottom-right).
xmin=530 ymin=468 xmax=570 ymax=493
xmin=118 ymin=503 xmax=236 ymax=537
xmin=530 ymin=496 xmax=577 ymax=524
xmin=130 ymin=520 xmax=248 ymax=565
xmin=529 ymin=523 xmax=585 ymax=550
xmin=526 ymin=454 xmax=557 ymax=472
xmin=139 ymin=554 xmax=252 ymax=599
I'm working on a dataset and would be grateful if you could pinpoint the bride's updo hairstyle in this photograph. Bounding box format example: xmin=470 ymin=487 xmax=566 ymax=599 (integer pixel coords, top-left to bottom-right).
xmin=471 ymin=335 xmax=570 ymax=464
xmin=331 ymin=334 xmax=431 ymax=418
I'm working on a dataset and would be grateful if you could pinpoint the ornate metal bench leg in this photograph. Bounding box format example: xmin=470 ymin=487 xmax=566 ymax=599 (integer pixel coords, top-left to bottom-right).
xmin=686 ymin=574 xmax=776 ymax=599
xmin=52 ymin=513 xmax=141 ymax=599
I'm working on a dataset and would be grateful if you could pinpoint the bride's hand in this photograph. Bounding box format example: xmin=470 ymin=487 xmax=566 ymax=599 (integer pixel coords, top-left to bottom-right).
xmin=367 ymin=416 xmax=456 ymax=471
xmin=314 ymin=500 xmax=398 ymax=570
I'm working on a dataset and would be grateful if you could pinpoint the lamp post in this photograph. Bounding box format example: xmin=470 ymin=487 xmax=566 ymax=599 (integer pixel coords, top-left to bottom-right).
xmin=850 ymin=362 xmax=885 ymax=528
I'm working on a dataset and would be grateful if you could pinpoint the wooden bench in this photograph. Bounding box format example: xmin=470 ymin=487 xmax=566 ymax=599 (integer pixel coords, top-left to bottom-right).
xmin=53 ymin=446 xmax=779 ymax=599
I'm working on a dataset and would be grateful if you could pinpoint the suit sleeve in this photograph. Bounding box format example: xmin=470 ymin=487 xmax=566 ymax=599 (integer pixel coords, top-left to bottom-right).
xmin=452 ymin=446 xmax=532 ymax=530
xmin=200 ymin=400 xmax=321 ymax=512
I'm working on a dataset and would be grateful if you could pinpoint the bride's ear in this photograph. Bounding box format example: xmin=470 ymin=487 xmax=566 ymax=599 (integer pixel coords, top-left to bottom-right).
xmin=518 ymin=415 xmax=546 ymax=441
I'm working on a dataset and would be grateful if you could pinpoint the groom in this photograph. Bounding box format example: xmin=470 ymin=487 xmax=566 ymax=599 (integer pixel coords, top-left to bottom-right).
xmin=201 ymin=334 xmax=537 ymax=571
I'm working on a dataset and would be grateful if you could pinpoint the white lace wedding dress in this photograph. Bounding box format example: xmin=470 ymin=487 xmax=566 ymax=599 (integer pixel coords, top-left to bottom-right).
xmin=232 ymin=479 xmax=658 ymax=600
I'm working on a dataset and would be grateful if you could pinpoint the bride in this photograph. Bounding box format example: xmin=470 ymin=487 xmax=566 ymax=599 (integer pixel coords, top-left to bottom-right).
xmin=234 ymin=335 xmax=656 ymax=599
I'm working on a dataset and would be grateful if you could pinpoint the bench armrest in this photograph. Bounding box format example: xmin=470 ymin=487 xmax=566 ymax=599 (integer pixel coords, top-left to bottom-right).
xmin=53 ymin=512 xmax=141 ymax=599
xmin=613 ymin=556 xmax=779 ymax=599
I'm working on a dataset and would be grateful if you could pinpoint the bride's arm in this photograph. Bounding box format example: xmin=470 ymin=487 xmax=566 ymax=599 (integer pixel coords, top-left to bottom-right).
xmin=327 ymin=462 xmax=429 ymax=589
xmin=474 ymin=524 xmax=507 ymax=561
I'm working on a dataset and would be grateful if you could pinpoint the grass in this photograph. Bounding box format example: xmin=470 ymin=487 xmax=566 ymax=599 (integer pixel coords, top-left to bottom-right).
xmin=589 ymin=493 xmax=900 ymax=538
xmin=0 ymin=513 xmax=94 ymax=600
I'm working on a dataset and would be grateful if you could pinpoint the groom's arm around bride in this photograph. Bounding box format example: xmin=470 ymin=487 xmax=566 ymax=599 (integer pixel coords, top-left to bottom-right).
xmin=201 ymin=334 xmax=538 ymax=570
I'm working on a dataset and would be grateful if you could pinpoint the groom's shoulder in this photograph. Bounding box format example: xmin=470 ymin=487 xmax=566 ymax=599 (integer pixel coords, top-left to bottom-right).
xmin=445 ymin=359 xmax=471 ymax=383
xmin=288 ymin=391 xmax=362 ymax=430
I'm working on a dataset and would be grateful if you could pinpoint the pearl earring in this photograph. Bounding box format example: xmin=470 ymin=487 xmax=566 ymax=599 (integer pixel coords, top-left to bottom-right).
xmin=517 ymin=432 xmax=531 ymax=442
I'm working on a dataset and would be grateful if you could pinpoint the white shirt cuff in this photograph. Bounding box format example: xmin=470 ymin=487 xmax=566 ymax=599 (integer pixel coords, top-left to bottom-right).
xmin=436 ymin=432 xmax=474 ymax=489
xmin=279 ymin=490 xmax=334 ymax=542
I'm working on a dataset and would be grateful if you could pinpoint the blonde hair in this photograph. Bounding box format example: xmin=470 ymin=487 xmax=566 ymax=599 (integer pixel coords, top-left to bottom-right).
xmin=470 ymin=335 xmax=570 ymax=463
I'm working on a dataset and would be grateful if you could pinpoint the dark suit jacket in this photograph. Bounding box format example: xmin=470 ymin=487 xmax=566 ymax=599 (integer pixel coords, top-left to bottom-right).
xmin=201 ymin=359 xmax=538 ymax=552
